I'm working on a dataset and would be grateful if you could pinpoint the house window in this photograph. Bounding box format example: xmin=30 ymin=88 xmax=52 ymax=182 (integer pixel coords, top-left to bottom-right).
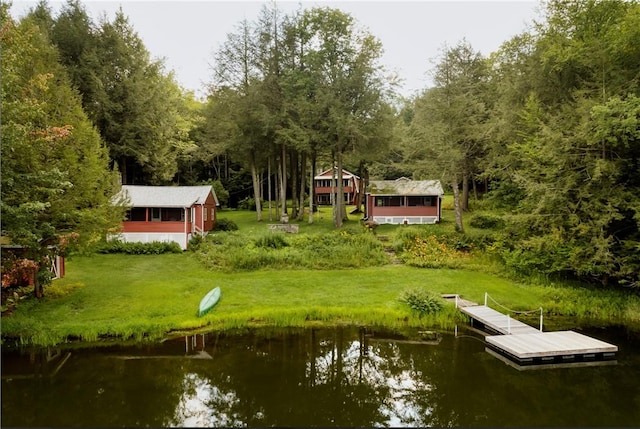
xmin=407 ymin=196 xmax=435 ymax=206
xmin=127 ymin=207 xmax=146 ymax=221
xmin=375 ymin=196 xmax=404 ymax=207
xmin=211 ymin=207 xmax=215 ymax=220
xmin=204 ymin=207 xmax=208 ymax=221
xmin=151 ymin=208 xmax=161 ymax=221
xmin=317 ymin=194 xmax=331 ymax=204
xmin=161 ymin=208 xmax=184 ymax=221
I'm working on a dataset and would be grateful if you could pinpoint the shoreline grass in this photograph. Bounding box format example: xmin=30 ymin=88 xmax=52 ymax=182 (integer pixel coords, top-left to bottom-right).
xmin=2 ymin=252 xmax=639 ymax=346
xmin=3 ymin=204 xmax=640 ymax=346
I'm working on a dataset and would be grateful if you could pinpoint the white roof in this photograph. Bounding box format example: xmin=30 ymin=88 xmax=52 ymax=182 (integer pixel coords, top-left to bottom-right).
xmin=115 ymin=185 xmax=219 ymax=208
xmin=314 ymin=167 xmax=359 ymax=180
xmin=367 ymin=178 xmax=444 ymax=196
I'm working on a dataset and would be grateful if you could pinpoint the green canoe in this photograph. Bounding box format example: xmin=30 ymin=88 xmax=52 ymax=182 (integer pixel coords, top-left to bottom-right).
xmin=198 ymin=286 xmax=221 ymax=317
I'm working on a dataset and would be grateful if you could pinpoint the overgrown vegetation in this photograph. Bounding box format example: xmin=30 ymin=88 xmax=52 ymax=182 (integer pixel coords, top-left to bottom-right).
xmin=195 ymin=228 xmax=387 ymax=272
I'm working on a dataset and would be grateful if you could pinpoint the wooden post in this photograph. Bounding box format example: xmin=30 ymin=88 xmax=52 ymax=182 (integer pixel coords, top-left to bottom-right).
xmin=539 ymin=308 xmax=543 ymax=332
xmin=484 ymin=292 xmax=488 ymax=307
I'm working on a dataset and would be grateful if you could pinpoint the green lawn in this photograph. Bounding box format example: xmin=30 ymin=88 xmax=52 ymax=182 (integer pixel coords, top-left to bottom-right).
xmin=3 ymin=204 xmax=639 ymax=346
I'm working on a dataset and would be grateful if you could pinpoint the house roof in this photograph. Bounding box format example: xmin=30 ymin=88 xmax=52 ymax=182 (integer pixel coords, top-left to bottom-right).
xmin=314 ymin=167 xmax=360 ymax=180
xmin=367 ymin=178 xmax=444 ymax=196
xmin=115 ymin=185 xmax=219 ymax=208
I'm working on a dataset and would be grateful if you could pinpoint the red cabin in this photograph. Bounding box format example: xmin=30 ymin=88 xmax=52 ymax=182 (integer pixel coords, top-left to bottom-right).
xmin=365 ymin=178 xmax=443 ymax=225
xmin=113 ymin=185 xmax=219 ymax=250
xmin=314 ymin=168 xmax=360 ymax=205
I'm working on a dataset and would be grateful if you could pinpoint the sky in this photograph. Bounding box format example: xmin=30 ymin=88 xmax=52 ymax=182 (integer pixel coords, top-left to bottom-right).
xmin=10 ymin=0 xmax=541 ymax=99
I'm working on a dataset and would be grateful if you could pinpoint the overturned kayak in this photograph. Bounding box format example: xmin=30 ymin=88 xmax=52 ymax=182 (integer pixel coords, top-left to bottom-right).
xmin=198 ymin=286 xmax=221 ymax=317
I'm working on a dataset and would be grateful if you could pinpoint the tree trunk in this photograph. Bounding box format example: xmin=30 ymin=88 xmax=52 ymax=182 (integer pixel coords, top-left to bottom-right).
xmin=462 ymin=172 xmax=469 ymax=212
xmin=334 ymin=150 xmax=345 ymax=228
xmin=119 ymin=157 xmax=127 ymax=185
xmin=309 ymin=151 xmax=316 ymax=224
xmin=298 ymin=151 xmax=307 ymax=221
xmin=280 ymin=144 xmax=287 ymax=218
xmin=290 ymin=150 xmax=298 ymax=218
xmin=250 ymin=155 xmax=263 ymax=221
xmin=268 ymin=157 xmax=273 ymax=221
xmin=275 ymin=155 xmax=281 ymax=215
xmin=451 ymin=178 xmax=464 ymax=232
xmin=353 ymin=161 xmax=366 ymax=213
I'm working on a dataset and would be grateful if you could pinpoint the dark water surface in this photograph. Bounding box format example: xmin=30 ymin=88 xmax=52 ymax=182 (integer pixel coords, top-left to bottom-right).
xmin=2 ymin=326 xmax=640 ymax=427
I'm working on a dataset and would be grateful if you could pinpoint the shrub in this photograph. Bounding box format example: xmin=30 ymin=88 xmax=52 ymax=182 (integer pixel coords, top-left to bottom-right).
xmin=214 ymin=218 xmax=239 ymax=232
xmin=398 ymin=288 xmax=444 ymax=316
xmin=96 ymin=240 xmax=183 ymax=255
xmin=187 ymin=234 xmax=204 ymax=252
xmin=469 ymin=213 xmax=505 ymax=229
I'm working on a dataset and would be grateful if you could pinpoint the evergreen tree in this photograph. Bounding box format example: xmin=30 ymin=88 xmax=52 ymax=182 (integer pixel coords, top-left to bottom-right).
xmin=1 ymin=6 xmax=120 ymax=296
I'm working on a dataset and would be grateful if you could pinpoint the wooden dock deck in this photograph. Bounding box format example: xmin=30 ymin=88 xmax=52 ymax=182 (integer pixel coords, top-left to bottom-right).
xmin=449 ymin=293 xmax=618 ymax=367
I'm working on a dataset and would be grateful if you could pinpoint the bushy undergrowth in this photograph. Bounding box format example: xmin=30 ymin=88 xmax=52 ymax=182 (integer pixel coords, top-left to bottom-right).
xmin=469 ymin=212 xmax=505 ymax=229
xmin=96 ymin=240 xmax=183 ymax=255
xmin=254 ymin=233 xmax=289 ymax=249
xmin=196 ymin=229 xmax=388 ymax=271
xmin=394 ymin=228 xmax=468 ymax=268
xmin=214 ymin=218 xmax=238 ymax=232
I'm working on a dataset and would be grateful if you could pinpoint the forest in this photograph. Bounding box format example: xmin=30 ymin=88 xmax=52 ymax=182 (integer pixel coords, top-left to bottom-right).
xmin=1 ymin=0 xmax=639 ymax=291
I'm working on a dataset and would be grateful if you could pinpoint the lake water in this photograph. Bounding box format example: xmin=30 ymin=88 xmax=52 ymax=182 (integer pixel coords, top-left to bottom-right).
xmin=2 ymin=325 xmax=639 ymax=427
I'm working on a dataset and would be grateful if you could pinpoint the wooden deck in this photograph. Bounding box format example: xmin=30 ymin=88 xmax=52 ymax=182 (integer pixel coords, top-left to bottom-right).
xmin=486 ymin=331 xmax=618 ymax=359
xmin=449 ymin=294 xmax=618 ymax=367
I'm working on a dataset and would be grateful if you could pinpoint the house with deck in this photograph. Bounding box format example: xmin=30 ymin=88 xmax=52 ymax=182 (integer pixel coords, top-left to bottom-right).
xmin=113 ymin=185 xmax=219 ymax=250
xmin=365 ymin=178 xmax=444 ymax=225
xmin=314 ymin=168 xmax=360 ymax=205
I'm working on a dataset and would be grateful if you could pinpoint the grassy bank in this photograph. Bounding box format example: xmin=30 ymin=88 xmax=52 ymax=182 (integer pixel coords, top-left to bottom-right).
xmin=3 ymin=204 xmax=639 ymax=346
xmin=2 ymin=252 xmax=640 ymax=346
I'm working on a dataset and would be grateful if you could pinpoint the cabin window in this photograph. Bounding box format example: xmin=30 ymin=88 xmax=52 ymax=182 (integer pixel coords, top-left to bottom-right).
xmin=151 ymin=208 xmax=161 ymax=221
xmin=204 ymin=207 xmax=208 ymax=221
xmin=161 ymin=208 xmax=184 ymax=222
xmin=127 ymin=207 xmax=147 ymax=221
xmin=317 ymin=194 xmax=331 ymax=204
xmin=211 ymin=207 xmax=215 ymax=219
xmin=407 ymin=196 xmax=435 ymax=206
xmin=375 ymin=196 xmax=404 ymax=207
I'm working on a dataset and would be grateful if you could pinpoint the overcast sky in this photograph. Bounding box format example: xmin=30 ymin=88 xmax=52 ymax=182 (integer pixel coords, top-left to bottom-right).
xmin=10 ymin=1 xmax=541 ymax=99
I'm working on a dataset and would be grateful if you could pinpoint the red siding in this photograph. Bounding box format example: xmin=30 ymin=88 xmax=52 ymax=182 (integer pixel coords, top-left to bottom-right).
xmin=368 ymin=206 xmax=439 ymax=217
xmin=366 ymin=195 xmax=439 ymax=218
xmin=201 ymin=193 xmax=217 ymax=231
xmin=123 ymin=221 xmax=186 ymax=233
xmin=315 ymin=186 xmax=356 ymax=194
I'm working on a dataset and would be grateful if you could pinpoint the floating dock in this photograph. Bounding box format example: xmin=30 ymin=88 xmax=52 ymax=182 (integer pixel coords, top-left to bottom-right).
xmin=446 ymin=293 xmax=618 ymax=368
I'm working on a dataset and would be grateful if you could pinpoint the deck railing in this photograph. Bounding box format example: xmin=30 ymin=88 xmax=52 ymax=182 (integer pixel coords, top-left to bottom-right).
xmin=484 ymin=292 xmax=543 ymax=332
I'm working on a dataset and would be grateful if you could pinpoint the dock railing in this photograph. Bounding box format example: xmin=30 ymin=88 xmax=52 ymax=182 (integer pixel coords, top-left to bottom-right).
xmin=484 ymin=292 xmax=544 ymax=332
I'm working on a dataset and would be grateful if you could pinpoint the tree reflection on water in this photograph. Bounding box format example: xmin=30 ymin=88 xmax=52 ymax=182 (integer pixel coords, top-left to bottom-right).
xmin=2 ymin=326 xmax=639 ymax=427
